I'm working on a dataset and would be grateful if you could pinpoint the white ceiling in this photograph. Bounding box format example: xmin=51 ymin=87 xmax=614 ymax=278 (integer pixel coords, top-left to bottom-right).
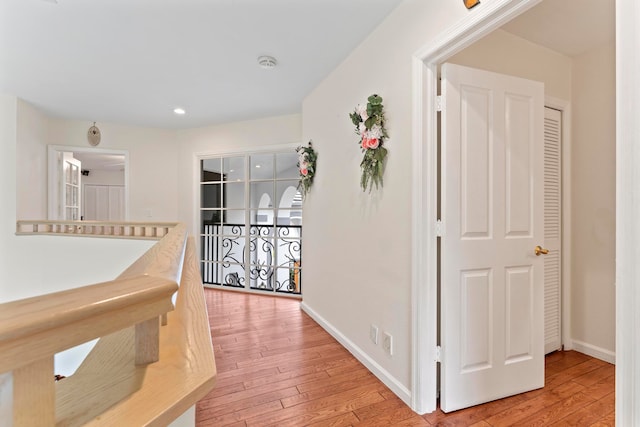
xmin=0 ymin=0 xmax=403 ymax=129
xmin=1 ymin=0 xmax=615 ymax=131
xmin=501 ymin=0 xmax=615 ymax=57
xmin=73 ymin=152 xmax=125 ymax=171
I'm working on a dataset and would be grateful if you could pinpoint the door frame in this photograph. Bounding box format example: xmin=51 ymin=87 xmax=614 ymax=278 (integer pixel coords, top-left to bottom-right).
xmin=47 ymin=145 xmax=130 ymax=221
xmin=412 ymin=0 xmax=640 ymax=420
xmin=410 ymin=0 xmax=547 ymax=414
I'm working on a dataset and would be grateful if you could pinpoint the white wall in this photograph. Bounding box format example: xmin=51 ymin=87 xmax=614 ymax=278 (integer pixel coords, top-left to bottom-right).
xmin=176 ymin=114 xmax=302 ymax=233
xmin=16 ymin=100 xmax=49 ymax=219
xmin=15 ymin=103 xmax=180 ymax=222
xmin=47 ymin=118 xmax=179 ymax=221
xmin=448 ymin=29 xmax=573 ymax=101
xmin=571 ymin=41 xmax=616 ymax=355
xmin=301 ymin=0 xmax=469 ymax=399
xmin=0 ymin=95 xmax=19 ymax=299
xmin=2 ymin=100 xmax=164 ymax=304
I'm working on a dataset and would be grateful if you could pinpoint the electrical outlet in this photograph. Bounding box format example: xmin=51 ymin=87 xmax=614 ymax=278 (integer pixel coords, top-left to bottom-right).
xmin=370 ymin=324 xmax=379 ymax=344
xmin=383 ymin=332 xmax=393 ymax=356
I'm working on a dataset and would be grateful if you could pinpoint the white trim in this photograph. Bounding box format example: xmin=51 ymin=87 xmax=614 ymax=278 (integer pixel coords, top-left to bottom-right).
xmin=616 ymin=0 xmax=640 ymax=424
xmin=544 ymin=96 xmax=573 ymax=352
xmin=47 ymin=145 xmax=130 ymax=221
xmin=413 ymin=0 xmax=543 ymax=62
xmin=410 ymin=56 xmax=438 ymax=415
xmin=411 ymin=0 xmax=544 ymax=413
xmin=572 ymin=340 xmax=616 ymax=365
xmin=300 ymin=301 xmax=412 ymax=405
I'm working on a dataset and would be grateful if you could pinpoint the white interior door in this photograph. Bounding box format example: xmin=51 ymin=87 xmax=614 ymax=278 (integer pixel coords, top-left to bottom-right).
xmin=544 ymin=107 xmax=562 ymax=354
xmin=60 ymin=153 xmax=81 ymax=220
xmin=440 ymin=63 xmax=545 ymax=412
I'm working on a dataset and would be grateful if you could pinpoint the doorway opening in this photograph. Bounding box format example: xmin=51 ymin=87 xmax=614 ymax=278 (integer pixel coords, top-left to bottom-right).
xmin=411 ymin=0 xmax=615 ymax=414
xmin=47 ymin=145 xmax=129 ymax=221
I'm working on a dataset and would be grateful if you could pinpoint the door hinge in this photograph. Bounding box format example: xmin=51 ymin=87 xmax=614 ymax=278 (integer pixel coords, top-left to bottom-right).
xmin=436 ymin=95 xmax=443 ymax=112
xmin=435 ymin=219 xmax=443 ymax=237
xmin=435 ymin=345 xmax=442 ymax=363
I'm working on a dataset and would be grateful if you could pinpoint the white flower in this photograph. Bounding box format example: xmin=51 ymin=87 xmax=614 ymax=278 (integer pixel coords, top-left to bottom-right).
xmin=358 ymin=122 xmax=367 ymax=136
xmin=368 ymin=124 xmax=383 ymax=140
xmin=356 ymin=104 xmax=368 ymax=121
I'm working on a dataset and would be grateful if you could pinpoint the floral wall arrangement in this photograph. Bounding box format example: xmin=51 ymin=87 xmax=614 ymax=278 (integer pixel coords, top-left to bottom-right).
xmin=296 ymin=141 xmax=317 ymax=198
xmin=350 ymin=94 xmax=389 ymax=192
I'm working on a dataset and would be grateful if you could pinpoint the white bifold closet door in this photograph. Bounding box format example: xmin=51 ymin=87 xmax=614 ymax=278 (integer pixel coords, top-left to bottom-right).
xmin=544 ymin=107 xmax=562 ymax=354
xmin=83 ymin=184 xmax=125 ymax=221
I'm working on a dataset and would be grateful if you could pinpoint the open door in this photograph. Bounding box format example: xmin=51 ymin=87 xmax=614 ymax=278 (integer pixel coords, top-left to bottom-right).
xmin=440 ymin=63 xmax=545 ymax=412
xmin=60 ymin=152 xmax=81 ymax=220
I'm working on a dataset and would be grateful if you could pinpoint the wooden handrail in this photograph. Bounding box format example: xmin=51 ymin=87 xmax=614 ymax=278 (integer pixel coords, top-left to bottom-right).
xmin=16 ymin=220 xmax=180 ymax=240
xmin=0 ymin=275 xmax=177 ymax=374
xmin=56 ymin=237 xmax=217 ymax=426
xmin=3 ymin=222 xmax=216 ymax=426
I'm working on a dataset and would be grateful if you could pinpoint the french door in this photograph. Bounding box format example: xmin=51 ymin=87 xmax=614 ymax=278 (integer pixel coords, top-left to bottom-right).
xmin=199 ymin=151 xmax=304 ymax=296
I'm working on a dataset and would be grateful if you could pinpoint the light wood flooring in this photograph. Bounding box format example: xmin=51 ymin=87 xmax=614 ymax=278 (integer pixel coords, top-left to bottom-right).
xmin=196 ymin=289 xmax=615 ymax=426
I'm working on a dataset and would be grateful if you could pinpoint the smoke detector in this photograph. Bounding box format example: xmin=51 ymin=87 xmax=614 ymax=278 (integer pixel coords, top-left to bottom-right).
xmin=257 ymin=56 xmax=277 ymax=69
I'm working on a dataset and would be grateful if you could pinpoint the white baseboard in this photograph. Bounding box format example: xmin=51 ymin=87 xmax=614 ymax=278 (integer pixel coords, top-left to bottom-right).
xmin=299 ymin=301 xmax=412 ymax=406
xmin=571 ymin=339 xmax=616 ymax=364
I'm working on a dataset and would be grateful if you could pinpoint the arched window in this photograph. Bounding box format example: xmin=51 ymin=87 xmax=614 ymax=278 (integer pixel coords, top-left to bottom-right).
xmin=257 ymin=193 xmax=273 ymax=225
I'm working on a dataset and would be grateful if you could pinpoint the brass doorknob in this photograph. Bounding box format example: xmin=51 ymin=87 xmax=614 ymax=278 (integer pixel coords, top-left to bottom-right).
xmin=535 ymin=245 xmax=549 ymax=256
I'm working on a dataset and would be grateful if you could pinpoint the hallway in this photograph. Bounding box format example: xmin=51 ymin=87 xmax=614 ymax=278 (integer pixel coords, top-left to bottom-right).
xmin=196 ymin=289 xmax=614 ymax=426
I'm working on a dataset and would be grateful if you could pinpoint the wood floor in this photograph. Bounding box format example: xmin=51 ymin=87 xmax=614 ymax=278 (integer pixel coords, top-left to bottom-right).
xmin=196 ymin=289 xmax=615 ymax=426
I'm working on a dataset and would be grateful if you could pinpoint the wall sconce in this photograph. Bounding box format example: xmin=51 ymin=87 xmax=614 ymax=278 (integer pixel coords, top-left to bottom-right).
xmin=464 ymin=0 xmax=480 ymax=9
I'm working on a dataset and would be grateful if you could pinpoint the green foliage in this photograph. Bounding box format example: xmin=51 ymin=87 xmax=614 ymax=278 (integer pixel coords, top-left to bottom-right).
xmin=364 ymin=116 xmax=376 ymax=130
xmin=349 ymin=94 xmax=390 ymax=192
xmin=360 ymin=146 xmax=388 ymax=192
xmin=296 ymin=141 xmax=317 ymax=199
xmin=349 ymin=111 xmax=362 ymax=127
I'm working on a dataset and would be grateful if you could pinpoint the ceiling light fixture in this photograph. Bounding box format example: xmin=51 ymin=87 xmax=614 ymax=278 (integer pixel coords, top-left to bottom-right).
xmin=173 ymin=107 xmax=186 ymax=115
xmin=257 ymin=56 xmax=277 ymax=69
xmin=255 ymin=164 xmax=261 ymax=168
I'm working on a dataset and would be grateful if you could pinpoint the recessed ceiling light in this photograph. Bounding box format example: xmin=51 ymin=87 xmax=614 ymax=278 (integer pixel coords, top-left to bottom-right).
xmin=257 ymin=56 xmax=277 ymax=69
xmin=173 ymin=107 xmax=186 ymax=115
xmin=255 ymin=164 xmax=261 ymax=168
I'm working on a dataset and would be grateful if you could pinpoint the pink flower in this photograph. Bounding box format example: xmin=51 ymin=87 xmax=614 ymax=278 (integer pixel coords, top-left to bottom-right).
xmin=300 ymin=168 xmax=308 ymax=176
xmin=362 ymin=137 xmax=379 ymax=150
